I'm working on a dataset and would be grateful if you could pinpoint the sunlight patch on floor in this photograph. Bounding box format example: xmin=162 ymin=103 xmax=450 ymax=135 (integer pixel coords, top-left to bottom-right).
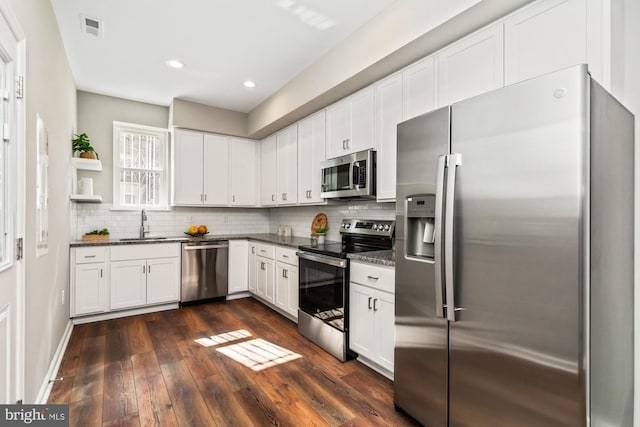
xmin=195 ymin=329 xmax=252 ymax=347
xmin=216 ymin=338 xmax=302 ymax=371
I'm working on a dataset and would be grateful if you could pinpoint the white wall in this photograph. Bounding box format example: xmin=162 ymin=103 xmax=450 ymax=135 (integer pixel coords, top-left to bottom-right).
xmin=77 ymin=91 xmax=169 ymax=203
xmin=6 ymin=0 xmax=77 ymax=402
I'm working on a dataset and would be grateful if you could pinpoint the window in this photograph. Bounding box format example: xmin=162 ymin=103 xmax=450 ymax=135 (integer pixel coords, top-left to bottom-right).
xmin=113 ymin=121 xmax=168 ymax=210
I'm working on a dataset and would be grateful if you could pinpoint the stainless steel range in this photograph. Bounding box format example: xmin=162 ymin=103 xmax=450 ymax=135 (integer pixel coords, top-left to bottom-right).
xmin=297 ymin=218 xmax=395 ymax=361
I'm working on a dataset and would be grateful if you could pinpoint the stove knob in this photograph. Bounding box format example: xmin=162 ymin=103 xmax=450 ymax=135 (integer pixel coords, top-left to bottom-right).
xmin=345 ymin=223 xmax=351 ymax=229
xmin=384 ymin=224 xmax=390 ymax=231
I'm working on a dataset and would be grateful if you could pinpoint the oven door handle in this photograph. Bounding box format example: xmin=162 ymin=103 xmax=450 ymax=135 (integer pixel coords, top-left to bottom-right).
xmin=296 ymin=251 xmax=348 ymax=269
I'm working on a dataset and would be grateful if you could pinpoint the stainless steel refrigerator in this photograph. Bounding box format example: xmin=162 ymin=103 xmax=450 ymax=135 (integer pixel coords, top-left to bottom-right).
xmin=394 ymin=64 xmax=634 ymax=427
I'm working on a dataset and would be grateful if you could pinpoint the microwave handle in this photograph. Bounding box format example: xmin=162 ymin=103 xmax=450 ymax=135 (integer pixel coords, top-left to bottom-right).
xmin=352 ymin=161 xmax=360 ymax=189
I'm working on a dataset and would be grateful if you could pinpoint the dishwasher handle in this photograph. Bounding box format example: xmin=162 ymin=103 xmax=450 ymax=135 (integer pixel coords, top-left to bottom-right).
xmin=183 ymin=243 xmax=229 ymax=251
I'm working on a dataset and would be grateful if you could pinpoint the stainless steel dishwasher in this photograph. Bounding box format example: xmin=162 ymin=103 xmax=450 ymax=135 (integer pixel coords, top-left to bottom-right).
xmin=181 ymin=240 xmax=229 ymax=304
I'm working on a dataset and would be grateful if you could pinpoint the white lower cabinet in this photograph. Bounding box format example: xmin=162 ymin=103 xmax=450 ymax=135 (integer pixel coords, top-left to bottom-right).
xmin=248 ymin=242 xmax=258 ymax=293
xmin=349 ymin=262 xmax=395 ymax=378
xmin=71 ymin=246 xmax=108 ymax=316
xmin=71 ymin=243 xmax=180 ymax=321
xmin=248 ymin=242 xmax=298 ymax=321
xmin=228 ymin=240 xmax=249 ymax=294
xmin=256 ymin=255 xmax=275 ymax=303
xmin=110 ymin=259 xmax=147 ymax=310
xmin=275 ymin=246 xmax=298 ymax=320
xmin=110 ymin=244 xmax=181 ymax=311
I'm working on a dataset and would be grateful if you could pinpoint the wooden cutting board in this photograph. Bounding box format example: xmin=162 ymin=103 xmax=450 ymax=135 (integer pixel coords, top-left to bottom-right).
xmin=310 ymin=213 xmax=328 ymax=236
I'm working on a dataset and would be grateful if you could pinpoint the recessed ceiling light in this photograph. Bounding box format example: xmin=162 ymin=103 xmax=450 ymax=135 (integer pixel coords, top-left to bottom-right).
xmin=166 ymin=59 xmax=184 ymax=69
xmin=244 ymin=80 xmax=256 ymax=88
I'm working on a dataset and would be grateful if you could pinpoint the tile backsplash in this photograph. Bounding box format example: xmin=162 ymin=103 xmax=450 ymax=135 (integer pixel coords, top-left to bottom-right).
xmin=70 ymin=201 xmax=396 ymax=241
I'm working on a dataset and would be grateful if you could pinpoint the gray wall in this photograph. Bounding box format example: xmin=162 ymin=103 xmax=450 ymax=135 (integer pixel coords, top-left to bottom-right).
xmin=77 ymin=91 xmax=169 ymax=204
xmin=6 ymin=0 xmax=77 ymax=402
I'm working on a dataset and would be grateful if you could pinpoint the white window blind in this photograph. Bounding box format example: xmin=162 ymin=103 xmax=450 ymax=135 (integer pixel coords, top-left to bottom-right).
xmin=113 ymin=121 xmax=168 ymax=209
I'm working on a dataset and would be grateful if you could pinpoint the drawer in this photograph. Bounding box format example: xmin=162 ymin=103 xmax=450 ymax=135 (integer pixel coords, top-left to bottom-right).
xmin=275 ymin=246 xmax=298 ymax=266
xmin=350 ymin=261 xmax=394 ymax=294
xmin=111 ymin=243 xmax=181 ymax=261
xmin=254 ymin=243 xmax=275 ymax=259
xmin=74 ymin=246 xmax=107 ymax=264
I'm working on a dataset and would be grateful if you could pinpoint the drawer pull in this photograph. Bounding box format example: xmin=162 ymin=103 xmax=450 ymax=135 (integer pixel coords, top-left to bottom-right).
xmin=282 ymin=254 xmax=289 ymax=258
xmin=84 ymin=255 xmax=96 ymax=258
xmin=367 ymin=275 xmax=379 ymax=281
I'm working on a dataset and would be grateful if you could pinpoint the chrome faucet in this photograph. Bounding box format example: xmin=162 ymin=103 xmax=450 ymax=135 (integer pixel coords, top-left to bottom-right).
xmin=140 ymin=209 xmax=149 ymax=238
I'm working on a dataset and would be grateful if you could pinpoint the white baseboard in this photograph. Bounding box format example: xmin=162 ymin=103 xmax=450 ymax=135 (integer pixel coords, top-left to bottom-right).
xmin=35 ymin=320 xmax=73 ymax=404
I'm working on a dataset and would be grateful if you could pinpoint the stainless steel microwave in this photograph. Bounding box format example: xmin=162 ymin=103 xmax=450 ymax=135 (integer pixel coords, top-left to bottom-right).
xmin=320 ymin=149 xmax=376 ymax=199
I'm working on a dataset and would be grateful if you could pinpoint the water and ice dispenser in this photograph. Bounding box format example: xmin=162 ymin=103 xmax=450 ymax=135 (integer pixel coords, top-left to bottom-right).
xmin=406 ymin=195 xmax=436 ymax=260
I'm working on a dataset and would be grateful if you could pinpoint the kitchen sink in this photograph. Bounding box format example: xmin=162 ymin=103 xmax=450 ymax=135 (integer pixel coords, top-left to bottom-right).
xmin=119 ymin=237 xmax=168 ymax=242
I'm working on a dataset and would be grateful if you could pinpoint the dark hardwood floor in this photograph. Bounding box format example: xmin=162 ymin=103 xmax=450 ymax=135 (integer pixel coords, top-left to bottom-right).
xmin=49 ymin=297 xmax=420 ymax=426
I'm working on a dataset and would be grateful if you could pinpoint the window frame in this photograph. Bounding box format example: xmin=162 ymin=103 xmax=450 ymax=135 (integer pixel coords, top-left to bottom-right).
xmin=112 ymin=121 xmax=169 ymax=211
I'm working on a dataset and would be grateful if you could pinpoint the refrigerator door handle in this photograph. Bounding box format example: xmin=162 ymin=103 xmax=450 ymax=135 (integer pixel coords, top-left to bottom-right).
xmin=434 ymin=155 xmax=447 ymax=318
xmin=444 ymin=153 xmax=462 ymax=322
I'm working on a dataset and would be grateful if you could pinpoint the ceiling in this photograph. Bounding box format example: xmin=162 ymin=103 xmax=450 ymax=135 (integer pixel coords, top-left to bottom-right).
xmin=50 ymin=0 xmax=395 ymax=113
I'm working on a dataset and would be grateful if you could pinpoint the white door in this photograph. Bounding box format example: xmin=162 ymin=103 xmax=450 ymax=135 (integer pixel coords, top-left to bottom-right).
xmin=110 ymin=260 xmax=147 ymax=310
xmin=0 ymin=5 xmax=24 ymax=404
xmin=276 ymin=125 xmax=297 ymax=205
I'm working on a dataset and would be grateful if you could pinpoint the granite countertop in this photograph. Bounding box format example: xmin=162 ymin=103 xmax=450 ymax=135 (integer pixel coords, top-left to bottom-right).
xmin=348 ymin=250 xmax=395 ymax=267
xmin=70 ymin=233 xmax=314 ymax=249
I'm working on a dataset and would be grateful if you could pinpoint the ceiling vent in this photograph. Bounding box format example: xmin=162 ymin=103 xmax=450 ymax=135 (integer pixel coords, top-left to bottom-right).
xmin=80 ymin=14 xmax=104 ymax=37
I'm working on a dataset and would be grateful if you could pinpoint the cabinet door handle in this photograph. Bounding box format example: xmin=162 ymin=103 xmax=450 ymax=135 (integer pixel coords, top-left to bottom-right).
xmin=282 ymin=193 xmax=287 ymax=201
xmin=148 ymin=265 xmax=151 ymax=274
xmin=204 ymin=194 xmax=207 ymax=202
xmin=252 ymin=247 xmax=255 ymax=254
xmin=368 ymin=297 xmax=372 ymax=310
xmin=346 ymin=138 xmax=350 ymax=149
xmin=233 ymin=195 xmax=236 ymax=202
xmin=367 ymin=275 xmax=379 ymax=281
xmin=373 ymin=298 xmax=378 ymax=311
xmin=272 ymin=194 xmax=276 ymax=202
xmin=201 ymin=194 xmax=204 ymax=202
xmin=100 ymin=268 xmax=103 ymax=278
xmin=143 ymin=265 xmax=146 ymax=274
xmin=282 ymin=269 xmax=288 ymax=278
xmin=261 ymin=262 xmax=265 ymax=270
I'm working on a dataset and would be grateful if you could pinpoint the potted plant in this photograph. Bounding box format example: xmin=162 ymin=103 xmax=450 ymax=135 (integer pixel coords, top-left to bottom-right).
xmin=72 ymin=133 xmax=99 ymax=159
xmin=314 ymin=226 xmax=328 ymax=244
xmin=82 ymin=228 xmax=110 ymax=241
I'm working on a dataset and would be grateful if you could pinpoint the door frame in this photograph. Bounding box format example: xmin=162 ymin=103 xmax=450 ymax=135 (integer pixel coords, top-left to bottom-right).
xmin=0 ymin=0 xmax=26 ymax=404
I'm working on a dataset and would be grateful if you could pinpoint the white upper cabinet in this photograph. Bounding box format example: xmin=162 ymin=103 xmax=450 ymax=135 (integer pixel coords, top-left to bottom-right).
xmin=173 ymin=129 xmax=207 ymax=205
xmin=260 ymin=135 xmax=277 ymax=206
xmin=203 ymin=133 xmax=229 ymax=205
xmin=229 ymin=137 xmax=258 ymax=206
xmin=173 ymin=129 xmax=258 ymax=207
xmin=402 ymin=56 xmax=436 ymax=121
xmin=375 ymin=72 xmax=403 ymax=202
xmin=297 ymin=110 xmax=326 ymax=204
xmin=326 ymin=85 xmax=375 ymax=158
xmin=276 ymin=124 xmax=298 ymax=205
xmin=504 ymin=0 xmax=587 ymax=86
xmin=436 ymin=23 xmax=504 ymax=107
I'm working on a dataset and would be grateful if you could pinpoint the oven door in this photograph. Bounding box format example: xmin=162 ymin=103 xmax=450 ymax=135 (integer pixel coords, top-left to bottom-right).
xmin=297 ymin=251 xmax=348 ymax=332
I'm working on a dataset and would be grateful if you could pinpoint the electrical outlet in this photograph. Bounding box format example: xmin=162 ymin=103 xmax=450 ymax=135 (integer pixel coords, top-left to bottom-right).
xmin=61 ymin=289 xmax=65 ymax=305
